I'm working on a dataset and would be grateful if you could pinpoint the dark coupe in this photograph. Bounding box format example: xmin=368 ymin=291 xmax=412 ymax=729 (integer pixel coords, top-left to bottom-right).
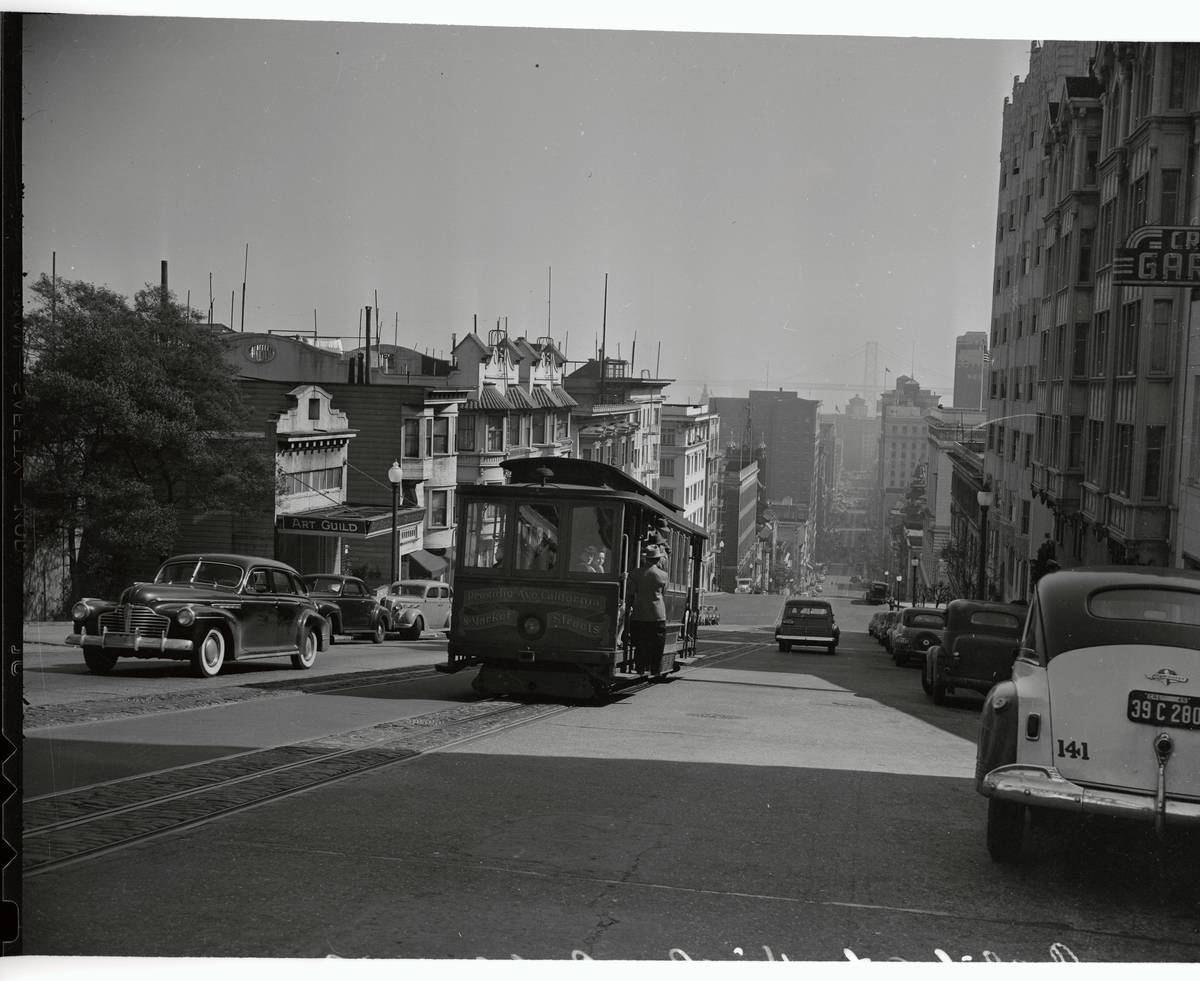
xmin=67 ymin=553 xmax=329 ymax=678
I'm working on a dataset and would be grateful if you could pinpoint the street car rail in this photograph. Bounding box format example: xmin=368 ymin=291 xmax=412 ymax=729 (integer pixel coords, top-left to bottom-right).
xmin=24 ymin=698 xmax=570 ymax=877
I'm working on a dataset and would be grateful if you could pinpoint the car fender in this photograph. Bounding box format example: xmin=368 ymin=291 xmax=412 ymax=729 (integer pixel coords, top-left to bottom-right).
xmin=392 ymin=607 xmax=421 ymax=627
xmin=975 ymin=679 xmax=1019 ymax=792
xmin=295 ymin=611 xmax=328 ymax=651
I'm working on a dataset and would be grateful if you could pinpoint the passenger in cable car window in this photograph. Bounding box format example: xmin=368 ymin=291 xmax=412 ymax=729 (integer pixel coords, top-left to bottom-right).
xmin=626 ymin=543 xmax=669 ymax=674
xmin=574 ymin=544 xmax=600 ymax=573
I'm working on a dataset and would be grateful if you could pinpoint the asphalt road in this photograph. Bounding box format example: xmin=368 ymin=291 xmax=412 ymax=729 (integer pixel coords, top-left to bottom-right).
xmin=20 ymin=578 xmax=1200 ymax=962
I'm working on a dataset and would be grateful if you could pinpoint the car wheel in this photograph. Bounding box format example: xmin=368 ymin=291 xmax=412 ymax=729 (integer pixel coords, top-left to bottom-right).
xmin=291 ymin=627 xmax=317 ymax=670
xmin=778 ymin=640 xmax=791 ymax=652
xmin=986 ymin=798 xmax=1026 ymax=863
xmin=406 ymin=616 xmax=424 ymax=641
xmin=83 ymin=649 xmax=118 ymax=675
xmin=931 ymin=663 xmax=948 ymax=705
xmin=191 ymin=627 xmax=226 ymax=678
xmin=921 ymin=660 xmax=933 ymax=696
xmin=371 ymin=619 xmax=386 ymax=644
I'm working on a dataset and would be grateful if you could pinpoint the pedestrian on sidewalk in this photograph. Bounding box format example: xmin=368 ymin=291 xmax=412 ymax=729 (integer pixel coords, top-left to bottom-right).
xmin=625 ymin=542 xmax=669 ymax=675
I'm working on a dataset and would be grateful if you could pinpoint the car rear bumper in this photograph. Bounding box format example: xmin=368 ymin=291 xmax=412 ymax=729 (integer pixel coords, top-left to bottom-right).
xmin=67 ymin=632 xmax=194 ymax=654
xmin=775 ymin=633 xmax=836 ymax=643
xmin=982 ymin=764 xmax=1200 ymax=825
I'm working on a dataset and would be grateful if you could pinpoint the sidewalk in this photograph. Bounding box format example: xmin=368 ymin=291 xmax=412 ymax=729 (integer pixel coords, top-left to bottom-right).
xmin=23 ymin=621 xmax=75 ymax=647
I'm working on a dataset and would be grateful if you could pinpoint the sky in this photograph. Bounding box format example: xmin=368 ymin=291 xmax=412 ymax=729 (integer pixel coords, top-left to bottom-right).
xmin=17 ymin=4 xmax=1189 ymax=404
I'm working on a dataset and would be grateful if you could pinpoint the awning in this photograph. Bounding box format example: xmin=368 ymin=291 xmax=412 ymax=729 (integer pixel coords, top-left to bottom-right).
xmin=407 ymin=548 xmax=447 ymax=577
xmin=276 ymin=502 xmax=423 ymax=540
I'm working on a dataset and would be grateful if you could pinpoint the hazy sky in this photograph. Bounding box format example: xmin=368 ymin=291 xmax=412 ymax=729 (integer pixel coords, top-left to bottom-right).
xmin=15 ymin=6 xmax=1153 ymax=402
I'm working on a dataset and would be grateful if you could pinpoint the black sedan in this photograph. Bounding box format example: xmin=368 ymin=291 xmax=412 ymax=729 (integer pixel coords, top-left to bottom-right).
xmin=302 ymin=574 xmax=390 ymax=644
xmin=67 ymin=553 xmax=329 ymax=678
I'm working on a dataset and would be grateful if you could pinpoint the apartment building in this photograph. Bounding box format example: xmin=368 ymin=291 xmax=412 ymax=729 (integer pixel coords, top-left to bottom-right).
xmin=661 ymin=402 xmax=721 ymax=587
xmin=984 ymin=41 xmax=1094 ymax=600
xmin=987 ymin=41 xmax=1200 ymax=594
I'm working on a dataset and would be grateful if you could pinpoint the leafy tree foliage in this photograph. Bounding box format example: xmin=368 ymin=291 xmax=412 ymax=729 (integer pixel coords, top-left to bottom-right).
xmin=24 ymin=275 xmax=273 ymax=601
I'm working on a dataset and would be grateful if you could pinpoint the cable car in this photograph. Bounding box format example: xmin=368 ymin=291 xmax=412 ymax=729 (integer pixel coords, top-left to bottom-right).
xmin=436 ymin=458 xmax=707 ymax=701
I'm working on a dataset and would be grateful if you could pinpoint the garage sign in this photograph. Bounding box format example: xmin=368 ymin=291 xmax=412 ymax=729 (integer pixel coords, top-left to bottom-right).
xmin=1114 ymin=226 xmax=1200 ymax=285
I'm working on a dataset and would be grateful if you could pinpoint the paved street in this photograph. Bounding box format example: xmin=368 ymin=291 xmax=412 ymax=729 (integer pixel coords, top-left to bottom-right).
xmin=21 ymin=578 xmax=1200 ymax=962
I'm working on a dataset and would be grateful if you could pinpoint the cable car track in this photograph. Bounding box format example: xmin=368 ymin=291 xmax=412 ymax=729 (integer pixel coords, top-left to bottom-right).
xmin=23 ymin=697 xmax=569 ymax=877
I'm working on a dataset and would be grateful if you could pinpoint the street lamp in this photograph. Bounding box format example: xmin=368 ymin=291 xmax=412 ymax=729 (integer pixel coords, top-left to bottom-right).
xmin=388 ymin=460 xmax=402 ymax=583
xmin=910 ymin=555 xmax=920 ymax=606
xmin=895 ymin=574 xmax=902 ymax=606
xmin=977 ymin=482 xmax=994 ymax=601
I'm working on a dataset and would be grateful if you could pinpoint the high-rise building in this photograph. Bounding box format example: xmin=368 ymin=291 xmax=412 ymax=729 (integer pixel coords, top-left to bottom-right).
xmin=984 ymin=41 xmax=1200 ymax=597
xmin=953 ymin=331 xmax=989 ymax=409
xmin=983 ymin=41 xmax=1093 ymax=601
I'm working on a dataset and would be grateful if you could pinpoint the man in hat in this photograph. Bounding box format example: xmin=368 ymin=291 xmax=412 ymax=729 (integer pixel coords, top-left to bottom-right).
xmin=626 ymin=542 xmax=669 ymax=675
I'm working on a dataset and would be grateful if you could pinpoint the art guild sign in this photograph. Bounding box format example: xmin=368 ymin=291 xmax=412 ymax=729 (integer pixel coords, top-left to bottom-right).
xmin=1113 ymin=226 xmax=1200 ymax=285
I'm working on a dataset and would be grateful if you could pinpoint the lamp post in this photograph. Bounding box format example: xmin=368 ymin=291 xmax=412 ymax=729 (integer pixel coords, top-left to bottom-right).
xmin=910 ymin=555 xmax=920 ymax=606
xmin=895 ymin=574 xmax=902 ymax=606
xmin=388 ymin=460 xmax=402 ymax=583
xmin=977 ymin=482 xmax=994 ymax=601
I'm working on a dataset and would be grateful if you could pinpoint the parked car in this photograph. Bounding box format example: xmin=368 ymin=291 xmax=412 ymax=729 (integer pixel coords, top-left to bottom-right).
xmin=976 ymin=566 xmax=1200 ymax=863
xmin=890 ymin=607 xmax=946 ymax=666
xmin=378 ymin=579 xmax=453 ymax=639
xmin=878 ymin=609 xmax=902 ymax=651
xmin=774 ymin=598 xmax=840 ymax=654
xmin=66 ymin=553 xmax=328 ymax=678
xmin=923 ymin=599 xmax=1026 ymax=703
xmin=302 ymin=574 xmax=390 ymax=644
xmin=734 ymin=578 xmax=753 ymax=594
xmin=868 ymin=610 xmax=889 ymax=638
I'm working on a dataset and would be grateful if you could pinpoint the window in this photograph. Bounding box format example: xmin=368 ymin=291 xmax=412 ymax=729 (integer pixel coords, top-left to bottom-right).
xmin=1118 ymin=302 xmax=1141 ymax=375
xmin=1092 ymin=311 xmax=1109 ymax=376
xmin=556 ymin=413 xmax=570 ymax=441
xmin=1084 ymin=139 xmax=1099 ymax=186
xmin=461 ymin=500 xmax=508 ymax=569
xmin=532 ymin=412 xmax=547 ymax=444
xmin=514 ymin=503 xmax=560 ymax=572
xmin=1077 ymin=228 xmax=1093 ymax=284
xmin=1054 ymin=325 xmax=1066 ymax=380
xmin=1137 ymin=51 xmax=1155 ymax=120
xmin=424 ymin=419 xmax=434 ymax=458
xmin=1068 ymin=416 xmax=1084 ymax=471
xmin=1021 ymin=500 xmax=1031 ymax=535
xmin=1024 ymin=431 xmax=1032 ymax=467
xmin=403 ymin=418 xmax=421 ymax=458
xmin=1087 ymin=420 xmax=1104 ymax=483
xmin=1130 ymin=175 xmax=1148 ymax=230
xmin=486 ymin=414 xmax=504 ymax=452
xmin=428 ymin=489 xmax=450 ymax=528
xmin=1150 ymin=299 xmax=1172 ymax=372
xmin=457 ymin=414 xmax=476 ymax=452
xmin=1191 ymin=377 xmax=1200 ymax=485
xmin=506 ymin=414 xmax=521 ymax=448
xmin=1068 ymin=322 xmax=1089 ymax=378
xmin=1098 ymin=200 xmax=1115 ymax=263
xmin=661 ymin=457 xmax=676 ymax=478
xmin=307 ymin=397 xmax=321 ymax=421
xmin=1169 ymin=47 xmax=1188 ymax=109
xmin=1144 ymin=426 xmax=1166 ymax=498
xmin=568 ymin=505 xmax=617 ymax=575
xmin=282 ymin=466 xmax=344 ymax=495
xmin=432 ymin=416 xmax=450 ymax=454
xmin=1161 ymin=170 xmax=1182 ymax=225
xmin=1111 ymin=423 xmax=1134 ymax=496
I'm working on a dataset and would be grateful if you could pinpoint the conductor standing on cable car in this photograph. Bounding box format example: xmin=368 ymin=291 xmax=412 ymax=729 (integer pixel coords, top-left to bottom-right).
xmin=626 ymin=542 xmax=669 ymax=674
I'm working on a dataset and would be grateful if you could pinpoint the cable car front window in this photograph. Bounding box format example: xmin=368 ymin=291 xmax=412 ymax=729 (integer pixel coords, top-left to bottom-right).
xmin=462 ymin=500 xmax=510 ymax=569
xmin=569 ymin=505 xmax=617 ymax=574
xmin=515 ymin=503 xmax=560 ymax=573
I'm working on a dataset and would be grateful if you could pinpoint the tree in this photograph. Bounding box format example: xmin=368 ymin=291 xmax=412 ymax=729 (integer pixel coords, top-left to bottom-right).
xmin=24 ymin=275 xmax=274 ymax=603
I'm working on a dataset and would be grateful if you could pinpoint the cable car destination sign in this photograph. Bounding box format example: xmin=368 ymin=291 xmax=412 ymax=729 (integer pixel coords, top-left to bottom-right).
xmin=1114 ymin=226 xmax=1200 ymax=285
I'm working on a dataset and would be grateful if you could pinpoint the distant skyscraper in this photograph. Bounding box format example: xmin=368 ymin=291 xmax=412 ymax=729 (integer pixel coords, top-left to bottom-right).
xmin=953 ymin=331 xmax=988 ymax=409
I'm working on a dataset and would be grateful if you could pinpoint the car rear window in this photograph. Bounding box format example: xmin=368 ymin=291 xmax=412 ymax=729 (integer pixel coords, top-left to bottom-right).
xmin=968 ymin=611 xmax=1021 ymax=630
xmin=1088 ymin=588 xmax=1200 ymax=626
xmin=909 ymin=613 xmax=945 ymax=628
xmin=786 ymin=604 xmax=829 ymax=616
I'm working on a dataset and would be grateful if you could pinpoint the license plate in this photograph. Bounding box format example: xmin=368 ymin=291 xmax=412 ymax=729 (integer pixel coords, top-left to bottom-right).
xmin=1127 ymin=690 xmax=1200 ymax=730
xmin=102 ymin=631 xmax=137 ymax=646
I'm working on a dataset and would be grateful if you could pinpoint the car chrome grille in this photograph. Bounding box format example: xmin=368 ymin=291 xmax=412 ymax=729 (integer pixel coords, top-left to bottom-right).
xmin=99 ymin=605 xmax=170 ymax=637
